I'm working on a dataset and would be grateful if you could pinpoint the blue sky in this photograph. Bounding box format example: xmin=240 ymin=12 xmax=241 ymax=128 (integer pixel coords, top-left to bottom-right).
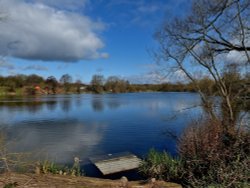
xmin=0 ymin=0 xmax=189 ymax=83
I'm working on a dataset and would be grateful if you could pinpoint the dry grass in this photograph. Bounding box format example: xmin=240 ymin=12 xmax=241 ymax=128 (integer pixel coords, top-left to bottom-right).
xmin=0 ymin=173 xmax=182 ymax=188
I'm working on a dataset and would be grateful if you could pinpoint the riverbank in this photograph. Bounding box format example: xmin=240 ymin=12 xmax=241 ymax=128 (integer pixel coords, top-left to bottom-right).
xmin=0 ymin=173 xmax=182 ymax=188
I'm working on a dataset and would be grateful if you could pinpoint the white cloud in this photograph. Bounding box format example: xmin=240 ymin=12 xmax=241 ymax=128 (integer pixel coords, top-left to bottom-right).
xmin=26 ymin=0 xmax=90 ymax=11
xmin=0 ymin=0 xmax=107 ymax=62
xmin=226 ymin=50 xmax=249 ymax=65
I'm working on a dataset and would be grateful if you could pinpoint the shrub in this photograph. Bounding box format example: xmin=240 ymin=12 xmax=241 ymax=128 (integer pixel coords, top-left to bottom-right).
xmin=178 ymin=118 xmax=250 ymax=187
xmin=25 ymin=87 xmax=36 ymax=95
xmin=140 ymin=119 xmax=250 ymax=187
xmin=139 ymin=148 xmax=184 ymax=181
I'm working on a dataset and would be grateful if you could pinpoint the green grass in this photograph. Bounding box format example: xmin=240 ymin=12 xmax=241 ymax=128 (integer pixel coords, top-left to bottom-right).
xmin=139 ymin=149 xmax=184 ymax=181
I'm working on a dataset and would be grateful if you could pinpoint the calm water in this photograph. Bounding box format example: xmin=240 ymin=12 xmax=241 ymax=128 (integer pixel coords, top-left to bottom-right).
xmin=0 ymin=92 xmax=202 ymax=177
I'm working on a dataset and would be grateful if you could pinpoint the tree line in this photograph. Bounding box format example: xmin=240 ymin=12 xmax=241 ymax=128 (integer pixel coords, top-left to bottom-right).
xmin=0 ymin=72 xmax=249 ymax=98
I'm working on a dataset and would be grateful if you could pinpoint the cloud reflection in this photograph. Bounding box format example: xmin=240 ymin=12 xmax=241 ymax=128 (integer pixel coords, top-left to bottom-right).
xmin=0 ymin=93 xmax=204 ymax=167
xmin=5 ymin=119 xmax=105 ymax=164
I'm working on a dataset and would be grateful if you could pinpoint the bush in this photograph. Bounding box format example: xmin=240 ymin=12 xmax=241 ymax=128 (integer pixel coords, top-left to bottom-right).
xmin=178 ymin=118 xmax=250 ymax=187
xmin=140 ymin=119 xmax=250 ymax=187
xmin=25 ymin=87 xmax=36 ymax=95
xmin=139 ymin=149 xmax=184 ymax=181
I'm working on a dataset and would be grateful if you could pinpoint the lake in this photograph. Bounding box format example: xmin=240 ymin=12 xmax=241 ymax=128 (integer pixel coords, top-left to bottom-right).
xmin=0 ymin=92 xmax=203 ymax=177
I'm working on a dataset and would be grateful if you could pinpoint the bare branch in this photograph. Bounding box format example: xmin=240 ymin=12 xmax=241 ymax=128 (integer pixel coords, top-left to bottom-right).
xmin=156 ymin=0 xmax=250 ymax=127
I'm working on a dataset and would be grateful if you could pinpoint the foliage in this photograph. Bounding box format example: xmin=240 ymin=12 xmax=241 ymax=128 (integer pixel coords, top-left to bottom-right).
xmin=178 ymin=119 xmax=250 ymax=187
xmin=90 ymin=74 xmax=105 ymax=93
xmin=0 ymin=72 xmax=248 ymax=96
xmin=104 ymin=76 xmax=130 ymax=93
xmin=140 ymin=119 xmax=250 ymax=187
xmin=38 ymin=157 xmax=82 ymax=176
xmin=39 ymin=160 xmax=61 ymax=174
xmin=60 ymin=74 xmax=73 ymax=92
xmin=25 ymin=74 xmax=44 ymax=85
xmin=45 ymin=76 xmax=58 ymax=94
xmin=25 ymin=87 xmax=36 ymax=95
xmin=59 ymin=74 xmax=72 ymax=84
xmin=139 ymin=149 xmax=184 ymax=181
xmin=75 ymin=79 xmax=82 ymax=93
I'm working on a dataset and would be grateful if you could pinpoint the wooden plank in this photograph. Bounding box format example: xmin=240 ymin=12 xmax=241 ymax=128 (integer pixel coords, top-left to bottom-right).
xmin=90 ymin=152 xmax=142 ymax=175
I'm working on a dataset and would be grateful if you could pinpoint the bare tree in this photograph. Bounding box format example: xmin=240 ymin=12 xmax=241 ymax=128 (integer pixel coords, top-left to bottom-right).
xmin=60 ymin=74 xmax=73 ymax=92
xmin=156 ymin=0 xmax=250 ymax=128
xmin=90 ymin=74 xmax=105 ymax=93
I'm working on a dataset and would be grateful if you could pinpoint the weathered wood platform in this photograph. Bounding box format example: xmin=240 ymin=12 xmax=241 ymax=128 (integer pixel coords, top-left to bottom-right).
xmin=90 ymin=152 xmax=142 ymax=175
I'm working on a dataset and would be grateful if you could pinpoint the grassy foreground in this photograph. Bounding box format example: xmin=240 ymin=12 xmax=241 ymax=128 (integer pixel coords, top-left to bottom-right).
xmin=0 ymin=173 xmax=182 ymax=188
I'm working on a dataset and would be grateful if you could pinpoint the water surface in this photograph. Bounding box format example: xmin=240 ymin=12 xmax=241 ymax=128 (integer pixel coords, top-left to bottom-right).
xmin=0 ymin=92 xmax=202 ymax=176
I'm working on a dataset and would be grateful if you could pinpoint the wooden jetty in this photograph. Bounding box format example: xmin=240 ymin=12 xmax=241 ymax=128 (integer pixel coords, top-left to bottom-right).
xmin=90 ymin=152 xmax=142 ymax=175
